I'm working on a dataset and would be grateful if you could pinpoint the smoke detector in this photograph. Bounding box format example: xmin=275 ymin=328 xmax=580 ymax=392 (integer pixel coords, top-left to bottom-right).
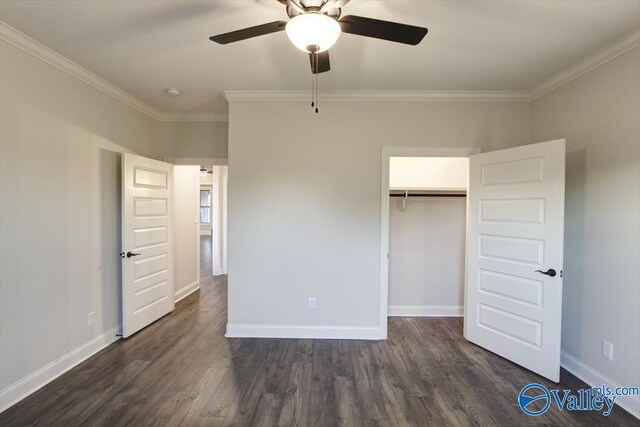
xmin=164 ymin=88 xmax=182 ymax=97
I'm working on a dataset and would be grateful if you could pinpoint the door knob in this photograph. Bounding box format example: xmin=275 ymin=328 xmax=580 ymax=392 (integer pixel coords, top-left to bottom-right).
xmin=126 ymin=251 xmax=141 ymax=258
xmin=535 ymin=268 xmax=556 ymax=277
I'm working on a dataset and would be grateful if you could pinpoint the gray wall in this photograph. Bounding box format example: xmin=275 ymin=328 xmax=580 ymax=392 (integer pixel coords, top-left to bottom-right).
xmin=0 ymin=37 xmax=230 ymax=406
xmin=0 ymin=40 xmax=162 ymax=392
xmin=160 ymin=121 xmax=228 ymax=159
xmin=172 ymin=166 xmax=200 ymax=300
xmin=227 ymin=101 xmax=531 ymax=333
xmin=389 ymin=197 xmax=466 ymax=311
xmin=531 ymin=47 xmax=640 ymax=392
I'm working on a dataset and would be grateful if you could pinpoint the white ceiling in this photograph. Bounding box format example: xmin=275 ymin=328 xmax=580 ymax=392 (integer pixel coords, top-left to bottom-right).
xmin=1 ymin=1 xmax=639 ymax=115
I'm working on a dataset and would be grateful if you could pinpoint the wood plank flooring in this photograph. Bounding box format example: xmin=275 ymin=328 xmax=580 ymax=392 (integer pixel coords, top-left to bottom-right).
xmin=1 ymin=236 xmax=638 ymax=426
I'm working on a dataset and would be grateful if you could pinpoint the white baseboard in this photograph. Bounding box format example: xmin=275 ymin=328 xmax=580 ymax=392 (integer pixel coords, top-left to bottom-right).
xmin=226 ymin=324 xmax=383 ymax=340
xmin=0 ymin=327 xmax=120 ymax=413
xmin=388 ymin=305 xmax=463 ymax=317
xmin=561 ymin=351 xmax=639 ymax=420
xmin=174 ymin=280 xmax=200 ymax=303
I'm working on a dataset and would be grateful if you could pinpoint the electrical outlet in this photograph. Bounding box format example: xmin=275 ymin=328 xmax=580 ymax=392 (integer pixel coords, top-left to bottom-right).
xmin=88 ymin=312 xmax=95 ymax=327
xmin=308 ymin=298 xmax=316 ymax=310
xmin=602 ymin=340 xmax=613 ymax=360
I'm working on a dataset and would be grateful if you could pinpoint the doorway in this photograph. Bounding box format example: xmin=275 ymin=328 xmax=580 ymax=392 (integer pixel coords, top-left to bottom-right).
xmin=166 ymin=157 xmax=228 ymax=285
xmin=379 ymin=147 xmax=479 ymax=338
xmin=199 ymin=165 xmax=228 ymax=277
xmin=387 ymin=156 xmax=469 ymax=317
xmin=199 ymin=174 xmax=213 ymax=277
xmin=380 ymin=141 xmax=566 ymax=382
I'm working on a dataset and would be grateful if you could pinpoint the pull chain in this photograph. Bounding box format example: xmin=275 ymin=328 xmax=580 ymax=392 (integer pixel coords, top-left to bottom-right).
xmin=308 ymin=48 xmax=320 ymax=114
xmin=311 ymin=72 xmax=314 ymax=108
xmin=311 ymin=52 xmax=315 ymax=108
xmin=315 ymin=68 xmax=319 ymax=114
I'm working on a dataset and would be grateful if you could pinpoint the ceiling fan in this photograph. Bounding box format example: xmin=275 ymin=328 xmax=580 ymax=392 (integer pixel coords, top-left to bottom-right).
xmin=209 ymin=0 xmax=428 ymax=75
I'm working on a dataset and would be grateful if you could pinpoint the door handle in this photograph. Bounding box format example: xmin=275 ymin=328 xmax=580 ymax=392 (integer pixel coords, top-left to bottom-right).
xmin=535 ymin=268 xmax=557 ymax=277
xmin=126 ymin=251 xmax=141 ymax=258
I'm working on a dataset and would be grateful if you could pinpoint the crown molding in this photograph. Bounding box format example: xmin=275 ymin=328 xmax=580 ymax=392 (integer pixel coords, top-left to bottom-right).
xmin=225 ymin=28 xmax=640 ymax=104
xmin=529 ymin=28 xmax=640 ymax=100
xmin=156 ymin=113 xmax=228 ymax=122
xmin=0 ymin=21 xmax=227 ymax=123
xmin=3 ymin=20 xmax=638 ymax=115
xmin=223 ymin=90 xmax=531 ymax=102
xmin=0 ymin=21 xmax=161 ymax=119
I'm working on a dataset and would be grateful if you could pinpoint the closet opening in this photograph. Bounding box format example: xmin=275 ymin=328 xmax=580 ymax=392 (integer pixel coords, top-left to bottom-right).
xmin=388 ymin=156 xmax=468 ymax=318
xmin=379 ymin=147 xmax=479 ymax=338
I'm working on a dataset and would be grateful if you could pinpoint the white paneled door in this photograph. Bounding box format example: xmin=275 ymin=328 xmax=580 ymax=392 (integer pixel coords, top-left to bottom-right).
xmin=465 ymin=139 xmax=565 ymax=382
xmin=121 ymin=153 xmax=174 ymax=338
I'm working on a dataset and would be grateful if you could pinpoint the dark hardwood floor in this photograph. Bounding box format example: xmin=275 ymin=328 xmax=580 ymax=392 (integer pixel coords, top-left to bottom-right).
xmin=2 ymin=236 xmax=638 ymax=426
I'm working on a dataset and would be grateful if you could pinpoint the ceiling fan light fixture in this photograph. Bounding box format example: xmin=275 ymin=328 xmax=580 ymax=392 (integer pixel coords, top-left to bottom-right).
xmin=285 ymin=13 xmax=341 ymax=53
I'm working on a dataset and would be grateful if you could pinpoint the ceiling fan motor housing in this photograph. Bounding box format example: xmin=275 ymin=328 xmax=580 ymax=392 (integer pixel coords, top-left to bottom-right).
xmin=278 ymin=0 xmax=342 ymax=19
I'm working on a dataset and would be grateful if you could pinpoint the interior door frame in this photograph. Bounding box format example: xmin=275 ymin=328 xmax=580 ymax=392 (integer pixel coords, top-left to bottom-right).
xmin=379 ymin=147 xmax=480 ymax=339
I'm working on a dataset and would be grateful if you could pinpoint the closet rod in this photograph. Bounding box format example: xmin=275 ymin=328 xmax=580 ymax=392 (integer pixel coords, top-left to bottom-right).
xmin=389 ymin=193 xmax=466 ymax=198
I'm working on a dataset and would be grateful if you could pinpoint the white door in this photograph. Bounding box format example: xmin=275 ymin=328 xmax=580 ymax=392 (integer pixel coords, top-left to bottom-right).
xmin=465 ymin=139 xmax=565 ymax=382
xmin=121 ymin=153 xmax=174 ymax=338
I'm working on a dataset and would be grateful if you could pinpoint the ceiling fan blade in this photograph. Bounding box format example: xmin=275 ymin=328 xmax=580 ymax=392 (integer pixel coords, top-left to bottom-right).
xmin=309 ymin=51 xmax=331 ymax=74
xmin=339 ymin=15 xmax=428 ymax=45
xmin=210 ymin=21 xmax=287 ymax=44
xmin=333 ymin=0 xmax=351 ymax=8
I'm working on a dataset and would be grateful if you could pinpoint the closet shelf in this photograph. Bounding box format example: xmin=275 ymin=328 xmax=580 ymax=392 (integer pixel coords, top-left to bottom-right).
xmin=389 ymin=190 xmax=466 ymax=198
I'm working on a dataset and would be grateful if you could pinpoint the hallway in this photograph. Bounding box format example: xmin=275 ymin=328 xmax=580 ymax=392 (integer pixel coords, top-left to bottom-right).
xmin=1 ymin=245 xmax=636 ymax=426
xmin=201 ymin=234 xmax=213 ymax=278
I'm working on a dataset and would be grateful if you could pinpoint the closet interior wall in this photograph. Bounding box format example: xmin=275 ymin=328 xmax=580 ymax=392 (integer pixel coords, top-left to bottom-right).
xmin=388 ymin=157 xmax=468 ymax=317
